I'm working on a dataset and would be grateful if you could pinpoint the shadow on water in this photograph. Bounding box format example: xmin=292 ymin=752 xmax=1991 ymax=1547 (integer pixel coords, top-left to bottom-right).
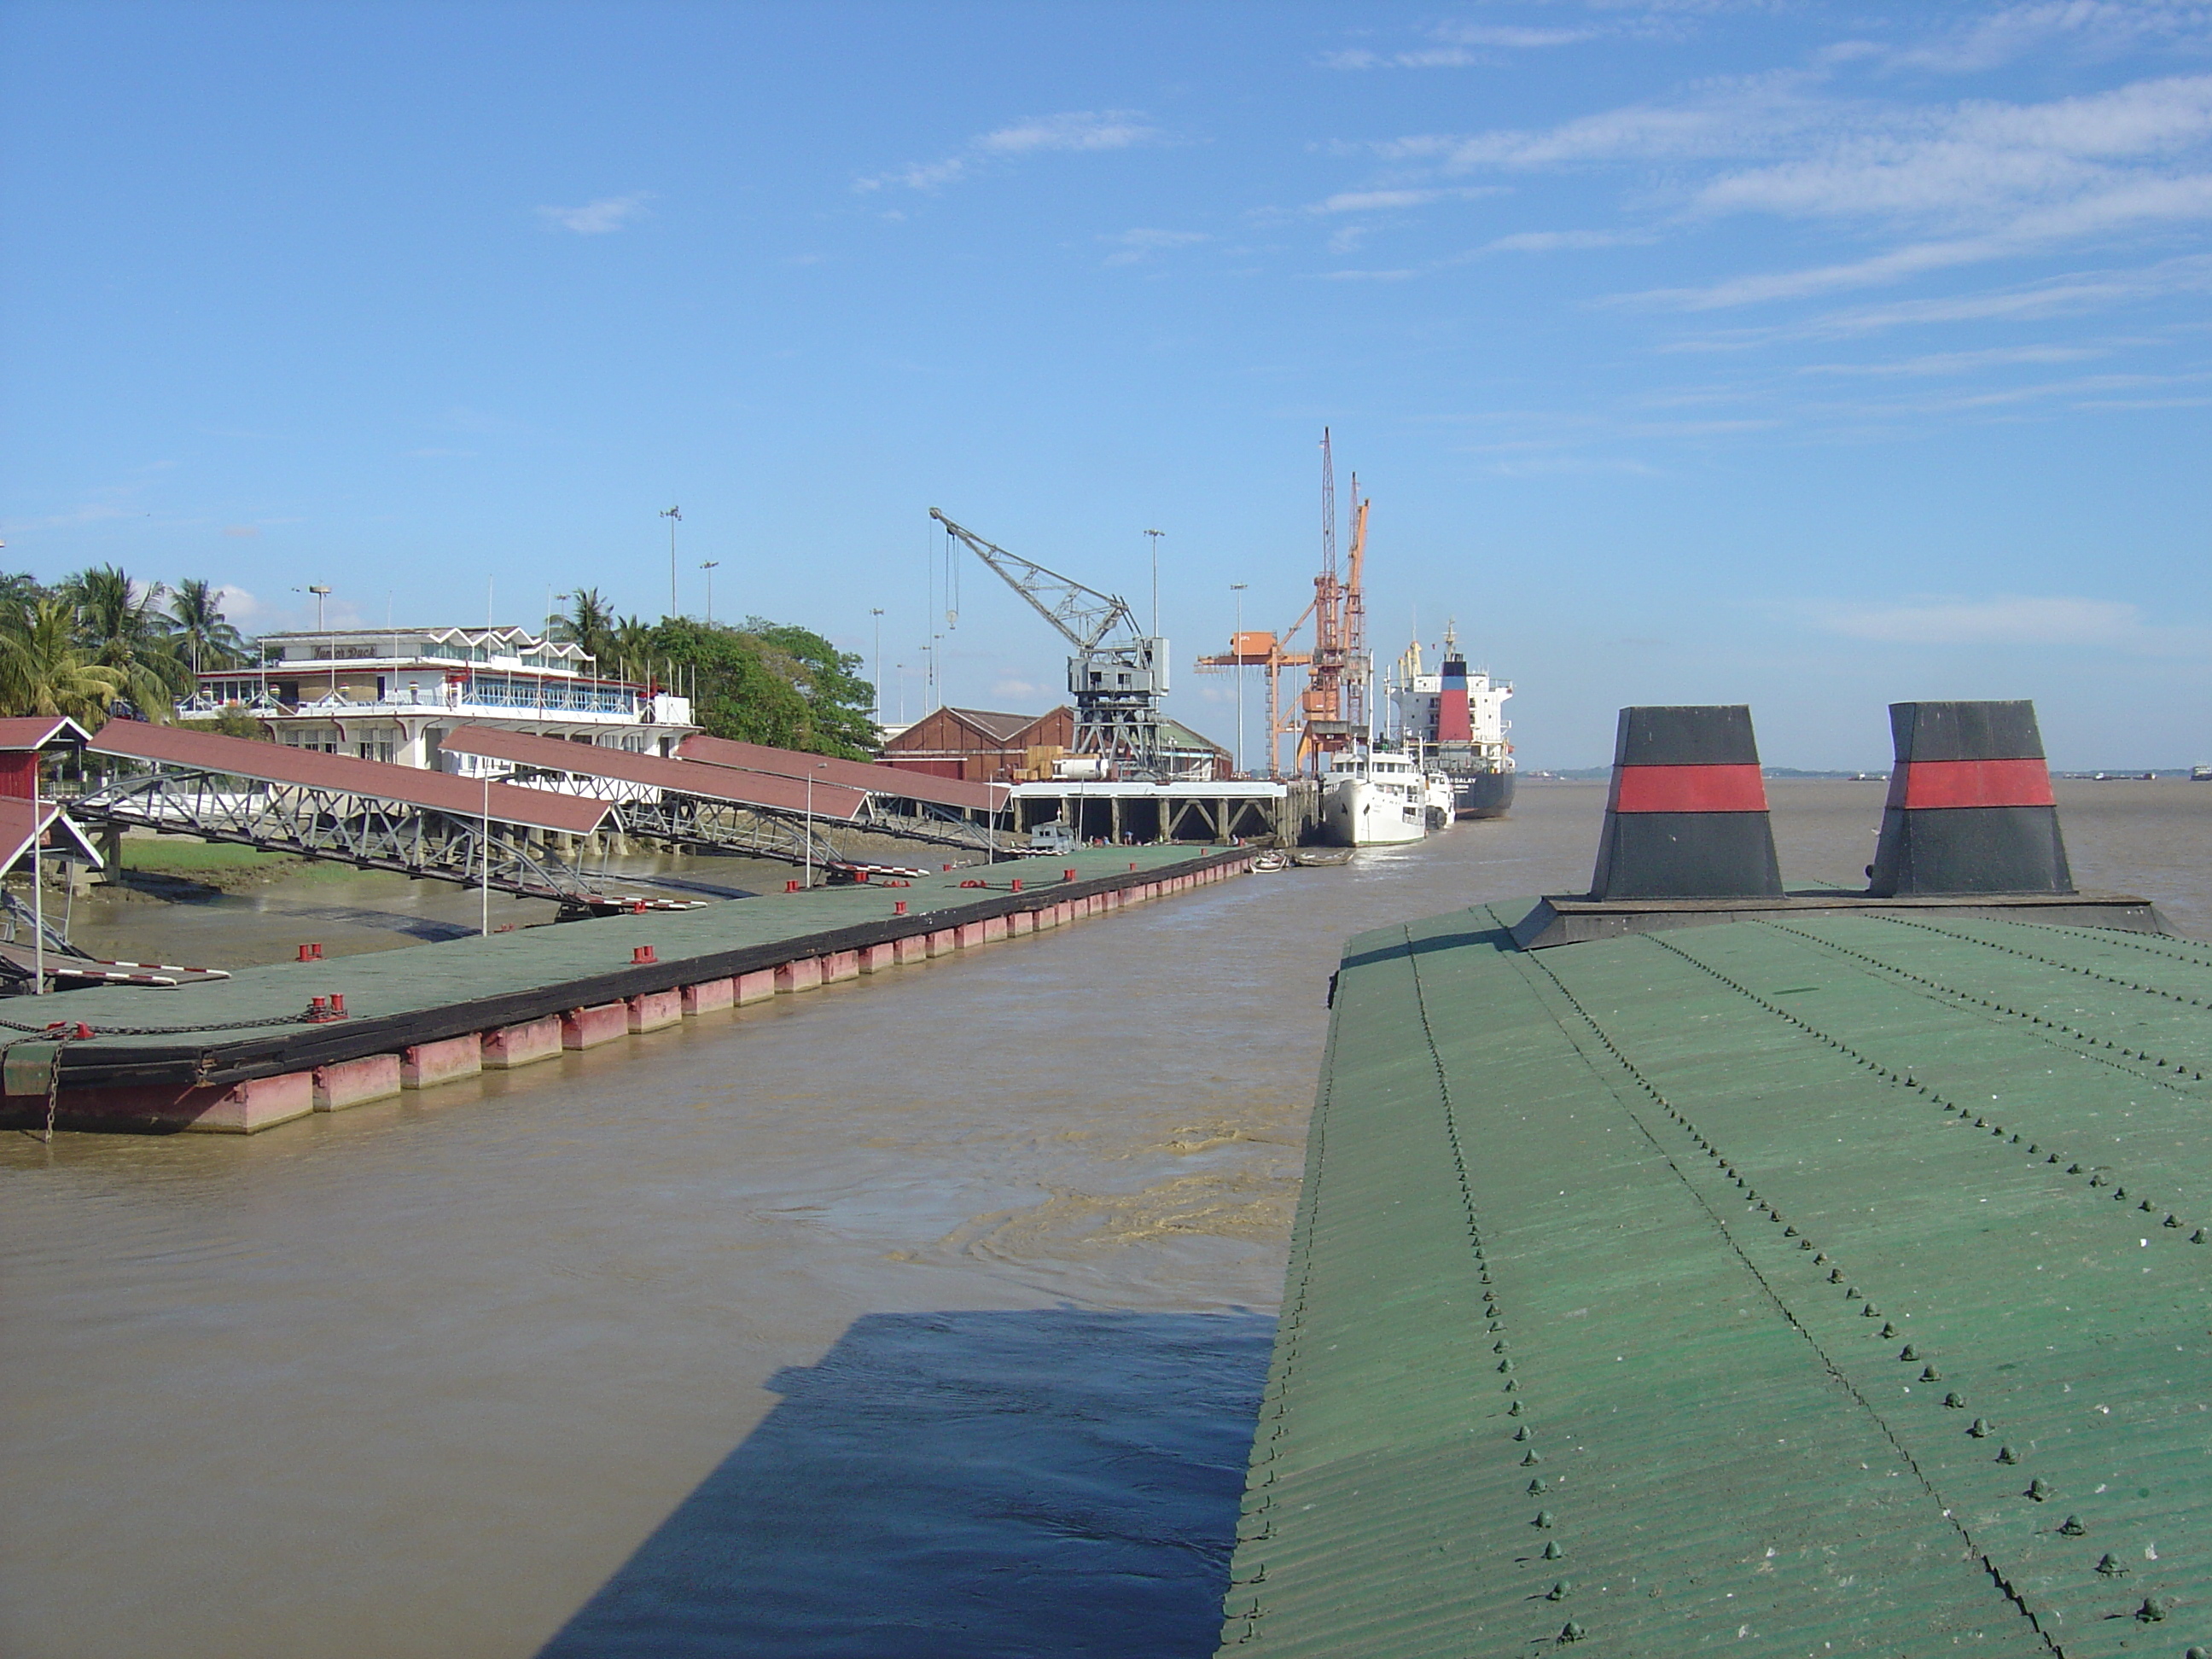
xmin=538 ymin=1307 xmax=1273 ymax=1659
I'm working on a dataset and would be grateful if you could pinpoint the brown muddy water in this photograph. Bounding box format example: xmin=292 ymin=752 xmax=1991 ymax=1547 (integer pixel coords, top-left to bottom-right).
xmin=3 ymin=780 xmax=2205 ymax=1658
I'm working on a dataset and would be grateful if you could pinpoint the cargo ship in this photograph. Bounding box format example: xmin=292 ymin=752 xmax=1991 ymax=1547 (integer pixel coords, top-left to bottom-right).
xmin=1385 ymin=625 xmax=1515 ymax=818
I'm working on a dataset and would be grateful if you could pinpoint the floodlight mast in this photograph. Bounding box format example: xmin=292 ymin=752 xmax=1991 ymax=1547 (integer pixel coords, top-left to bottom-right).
xmin=928 ymin=508 xmax=1170 ymax=780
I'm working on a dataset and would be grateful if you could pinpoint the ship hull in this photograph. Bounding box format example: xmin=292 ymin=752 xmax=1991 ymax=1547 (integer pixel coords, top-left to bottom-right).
xmin=1451 ymin=770 xmax=1516 ymax=819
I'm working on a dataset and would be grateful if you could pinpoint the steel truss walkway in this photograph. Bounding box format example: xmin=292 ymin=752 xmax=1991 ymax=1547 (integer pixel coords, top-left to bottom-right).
xmin=439 ymin=728 xmax=1008 ymax=867
xmin=77 ymin=723 xmax=697 ymax=916
xmin=674 ymin=735 xmax=1013 ymax=858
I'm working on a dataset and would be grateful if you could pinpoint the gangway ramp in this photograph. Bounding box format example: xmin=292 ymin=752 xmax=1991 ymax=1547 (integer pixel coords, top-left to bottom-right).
xmin=77 ymin=722 xmax=690 ymax=915
xmin=446 ymin=727 xmax=1004 ymax=863
xmin=436 ymin=727 xmax=871 ymax=870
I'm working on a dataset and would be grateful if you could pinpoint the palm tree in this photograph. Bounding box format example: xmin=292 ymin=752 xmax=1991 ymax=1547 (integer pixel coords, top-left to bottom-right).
xmin=610 ymin=614 xmax=660 ymax=688
xmin=0 ymin=598 xmax=125 ymax=724
xmin=167 ymin=579 xmax=247 ymax=674
xmin=550 ymin=588 xmax=618 ymax=671
xmin=60 ymin=565 xmax=187 ymax=719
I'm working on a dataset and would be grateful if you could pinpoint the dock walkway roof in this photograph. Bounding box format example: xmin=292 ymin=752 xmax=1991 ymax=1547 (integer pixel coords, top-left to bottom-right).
xmin=676 ymin=734 xmax=1007 ymax=815
xmin=1227 ymin=902 xmax=2212 ymax=1656
xmin=87 ymin=721 xmax=612 ymax=836
xmin=437 ymin=726 xmax=869 ymax=821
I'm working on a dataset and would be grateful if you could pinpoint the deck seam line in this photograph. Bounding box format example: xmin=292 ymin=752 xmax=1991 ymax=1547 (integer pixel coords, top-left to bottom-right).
xmin=1513 ymin=937 xmax=2066 ymax=1655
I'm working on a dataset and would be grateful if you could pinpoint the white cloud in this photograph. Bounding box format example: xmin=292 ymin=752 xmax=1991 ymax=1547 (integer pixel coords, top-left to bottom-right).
xmin=858 ymin=111 xmax=1161 ymax=192
xmin=1307 ymin=185 xmax=1505 ymax=213
xmin=1324 ymin=19 xmax=1603 ymax=67
xmin=1483 ymin=228 xmax=1646 ymax=253
xmin=1379 ymin=68 xmax=2212 ymax=308
xmin=1801 ymin=594 xmax=2151 ymax=647
xmin=535 ymin=194 xmax=653 ymax=235
xmin=1886 ymin=3 xmax=2212 ymax=74
xmin=978 ymin=112 xmax=1158 ymax=154
xmin=1103 ymin=228 xmax=1208 ymax=265
xmin=1799 ymin=343 xmax=2105 ymax=375
xmin=215 ymin=585 xmax=265 ymax=620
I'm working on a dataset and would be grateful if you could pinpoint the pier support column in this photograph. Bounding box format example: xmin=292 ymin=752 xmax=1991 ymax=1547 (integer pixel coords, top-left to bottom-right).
xmin=314 ymin=1054 xmax=404 ymax=1109
xmin=735 ymin=969 xmax=777 ymax=1004
xmin=562 ymin=1003 xmax=629 ymax=1049
xmin=682 ymin=978 xmax=736 ymax=1014
xmin=893 ymin=934 xmax=928 ymax=965
xmin=401 ymin=1034 xmax=483 ymax=1089
xmin=481 ymin=1017 xmax=562 ymax=1068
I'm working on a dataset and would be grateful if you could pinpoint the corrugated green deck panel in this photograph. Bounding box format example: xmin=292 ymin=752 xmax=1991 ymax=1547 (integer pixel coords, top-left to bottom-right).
xmin=19 ymin=847 xmax=1202 ymax=1051
xmin=1227 ymin=907 xmax=2210 ymax=1657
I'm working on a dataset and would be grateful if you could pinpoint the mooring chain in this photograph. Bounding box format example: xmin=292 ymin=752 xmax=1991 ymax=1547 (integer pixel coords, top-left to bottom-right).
xmin=1661 ymin=928 xmax=2209 ymax=1247
xmin=1513 ymin=939 xmax=2068 ymax=1654
xmin=1 ymin=1030 xmax=80 ymax=1146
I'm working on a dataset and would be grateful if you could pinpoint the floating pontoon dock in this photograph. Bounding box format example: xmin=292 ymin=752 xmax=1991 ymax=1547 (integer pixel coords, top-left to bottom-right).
xmin=2 ymin=845 xmax=1251 ymax=1136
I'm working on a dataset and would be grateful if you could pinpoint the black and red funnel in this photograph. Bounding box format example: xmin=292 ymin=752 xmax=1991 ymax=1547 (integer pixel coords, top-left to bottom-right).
xmin=1868 ymin=701 xmax=2071 ymax=895
xmin=1588 ymin=706 xmax=1783 ymax=899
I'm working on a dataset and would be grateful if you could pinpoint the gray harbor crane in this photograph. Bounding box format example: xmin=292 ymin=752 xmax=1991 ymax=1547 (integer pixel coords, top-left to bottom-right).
xmin=928 ymin=508 xmax=1169 ymax=780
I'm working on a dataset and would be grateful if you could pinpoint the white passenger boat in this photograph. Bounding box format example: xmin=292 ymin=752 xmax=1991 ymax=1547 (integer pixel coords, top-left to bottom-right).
xmin=1318 ymin=750 xmax=1429 ymax=847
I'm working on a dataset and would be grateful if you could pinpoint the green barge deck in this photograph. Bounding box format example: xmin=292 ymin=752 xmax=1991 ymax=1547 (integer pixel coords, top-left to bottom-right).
xmin=1225 ymin=899 xmax=2211 ymax=1656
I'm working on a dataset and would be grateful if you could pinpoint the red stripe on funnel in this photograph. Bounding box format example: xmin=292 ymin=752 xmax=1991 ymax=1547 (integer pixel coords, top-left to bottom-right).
xmin=1610 ymin=764 xmax=1768 ymax=813
xmin=1888 ymin=758 xmax=2054 ymax=810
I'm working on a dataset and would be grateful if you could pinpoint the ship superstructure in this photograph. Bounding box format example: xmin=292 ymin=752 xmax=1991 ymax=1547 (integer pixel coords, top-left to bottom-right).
xmin=1385 ymin=624 xmax=1515 ymax=818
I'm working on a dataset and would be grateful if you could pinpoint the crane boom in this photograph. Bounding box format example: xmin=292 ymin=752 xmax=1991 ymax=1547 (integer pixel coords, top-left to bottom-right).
xmin=928 ymin=509 xmax=1137 ymax=655
xmin=928 ymin=508 xmax=1172 ymax=780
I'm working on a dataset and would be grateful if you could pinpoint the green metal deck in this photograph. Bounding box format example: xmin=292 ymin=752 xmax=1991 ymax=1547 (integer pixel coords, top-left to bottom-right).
xmin=1225 ymin=903 xmax=2212 ymax=1656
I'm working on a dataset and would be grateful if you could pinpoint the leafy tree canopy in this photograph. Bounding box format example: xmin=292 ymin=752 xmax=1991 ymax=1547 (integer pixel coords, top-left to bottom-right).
xmin=637 ymin=615 xmax=876 ymax=758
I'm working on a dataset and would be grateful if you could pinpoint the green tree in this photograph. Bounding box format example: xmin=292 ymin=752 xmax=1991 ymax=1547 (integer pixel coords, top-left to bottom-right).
xmin=647 ymin=615 xmax=877 ymax=756
xmin=167 ymin=578 xmax=248 ymax=674
xmin=0 ymin=597 xmax=125 ymax=724
xmin=179 ymin=703 xmax=269 ymax=740
xmin=61 ymin=565 xmax=188 ymax=717
xmin=549 ymin=588 xmax=619 ymax=668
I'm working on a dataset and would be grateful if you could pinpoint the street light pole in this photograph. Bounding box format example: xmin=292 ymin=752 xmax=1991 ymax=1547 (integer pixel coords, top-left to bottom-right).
xmin=1144 ymin=529 xmax=1165 ymax=639
xmin=701 ymin=561 xmax=719 ymax=626
xmin=308 ymin=585 xmax=333 ymax=701
xmin=661 ymin=505 xmax=682 ymax=618
xmin=1230 ymin=583 xmax=1249 ymax=778
xmin=802 ymin=760 xmax=828 ymax=888
xmin=870 ymin=608 xmax=885 ymax=726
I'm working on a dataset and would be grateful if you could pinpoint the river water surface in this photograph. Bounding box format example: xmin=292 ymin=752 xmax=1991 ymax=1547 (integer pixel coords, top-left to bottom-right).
xmin=3 ymin=780 xmax=2205 ymax=1658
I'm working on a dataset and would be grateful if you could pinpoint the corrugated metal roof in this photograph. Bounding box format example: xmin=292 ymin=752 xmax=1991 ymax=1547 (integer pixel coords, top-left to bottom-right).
xmin=440 ymin=726 xmax=869 ymax=821
xmin=677 ymin=733 xmax=1006 ymax=813
xmin=0 ymin=798 xmax=102 ymax=871
xmin=1225 ymin=905 xmax=2212 ymax=1656
xmin=87 ymin=720 xmax=612 ymax=835
xmin=0 ymin=716 xmax=94 ymax=752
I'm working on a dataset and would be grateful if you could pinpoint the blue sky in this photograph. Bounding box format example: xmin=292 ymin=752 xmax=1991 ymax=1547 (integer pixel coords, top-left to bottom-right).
xmin=3 ymin=1 xmax=2208 ymax=768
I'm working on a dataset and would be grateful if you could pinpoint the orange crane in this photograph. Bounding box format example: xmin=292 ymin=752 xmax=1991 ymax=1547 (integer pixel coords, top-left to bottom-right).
xmin=1193 ymin=429 xmax=1371 ymax=776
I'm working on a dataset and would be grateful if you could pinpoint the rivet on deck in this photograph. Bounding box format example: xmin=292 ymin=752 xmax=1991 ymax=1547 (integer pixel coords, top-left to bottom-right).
xmin=2139 ymin=1199 xmax=2157 ymax=1213
xmin=1921 ymin=1365 xmax=1943 ymax=1381
xmin=1900 ymin=1345 xmax=1919 ymax=1361
xmin=2070 ymin=1164 xmax=2085 ymax=1174
xmin=1944 ymin=1391 xmax=1966 ymax=1408
xmin=1862 ymin=1304 xmax=1881 ymax=1318
xmin=2193 ymin=1228 xmax=2209 ymax=1243
xmin=1534 ymin=1509 xmax=1556 ymax=1528
xmin=1799 ymin=1240 xmax=1815 ymax=1250
xmin=1967 ymin=1417 xmax=1989 ymax=1437
xmin=1542 ymin=1540 xmax=1564 ymax=1560
xmin=1878 ymin=1323 xmax=1897 ymax=1338
xmin=2095 ymin=1553 xmax=2128 ymax=1578
xmin=2163 ymin=1214 xmax=2182 ymax=1228
xmin=1528 ymin=1477 xmax=1548 ymax=1493
xmin=1522 ymin=1450 xmax=1542 ymax=1465
xmin=1997 ymin=1445 xmax=2019 ymax=1464
xmin=2058 ymin=1514 xmax=2087 ymax=1536
xmin=1557 ymin=1619 xmax=1586 ymax=1644
xmin=2134 ymin=1596 xmax=2170 ymax=1622
xmin=1546 ymin=1580 xmax=1573 ymax=1600
xmin=1829 ymin=1268 xmax=1846 ymax=1283
xmin=2028 ymin=1479 xmax=2053 ymax=1501
xmin=1515 ymin=1426 xmax=1534 ymax=1441
xmin=1815 ymin=1254 xmax=1831 ymax=1266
